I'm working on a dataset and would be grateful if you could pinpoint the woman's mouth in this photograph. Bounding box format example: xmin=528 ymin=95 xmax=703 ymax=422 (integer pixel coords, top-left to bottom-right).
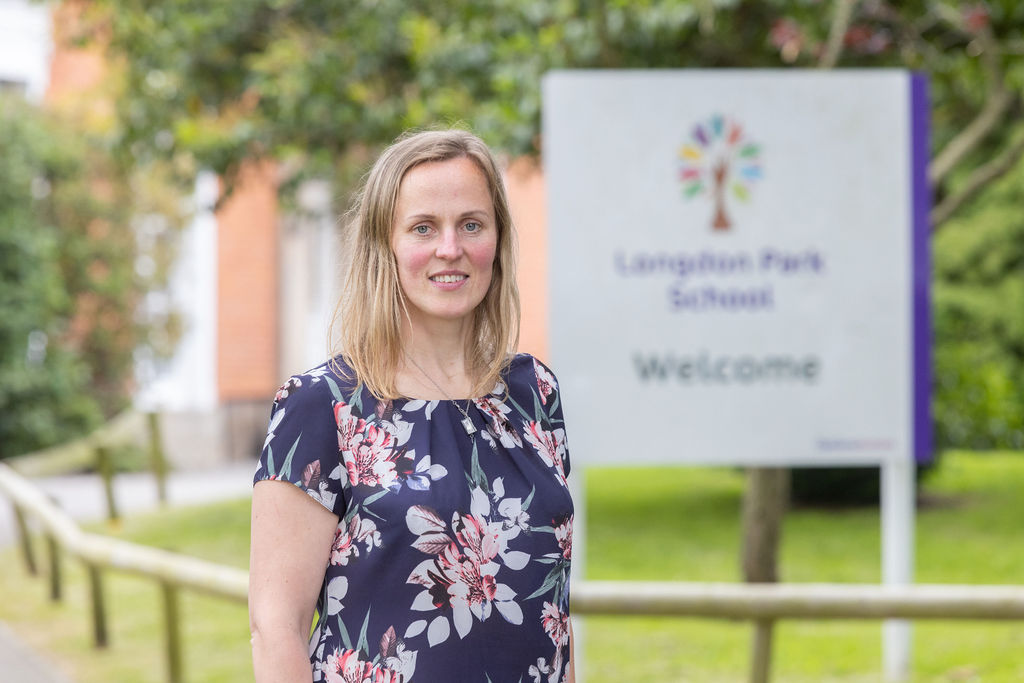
xmin=430 ymin=274 xmax=467 ymax=284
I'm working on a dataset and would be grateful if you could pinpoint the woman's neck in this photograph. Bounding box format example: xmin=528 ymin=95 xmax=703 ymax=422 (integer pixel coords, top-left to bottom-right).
xmin=397 ymin=317 xmax=477 ymax=399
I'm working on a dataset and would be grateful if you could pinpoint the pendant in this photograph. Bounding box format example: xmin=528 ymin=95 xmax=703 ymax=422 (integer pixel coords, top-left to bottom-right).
xmin=461 ymin=416 xmax=477 ymax=436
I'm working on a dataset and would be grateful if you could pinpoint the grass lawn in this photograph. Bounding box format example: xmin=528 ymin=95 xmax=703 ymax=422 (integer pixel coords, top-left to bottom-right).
xmin=2 ymin=451 xmax=1024 ymax=681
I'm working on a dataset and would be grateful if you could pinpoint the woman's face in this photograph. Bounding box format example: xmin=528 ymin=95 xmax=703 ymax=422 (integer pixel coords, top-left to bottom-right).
xmin=390 ymin=156 xmax=498 ymax=331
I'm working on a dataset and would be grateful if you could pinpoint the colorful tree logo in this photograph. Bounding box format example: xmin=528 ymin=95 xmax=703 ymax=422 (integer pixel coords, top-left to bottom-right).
xmin=678 ymin=114 xmax=762 ymax=231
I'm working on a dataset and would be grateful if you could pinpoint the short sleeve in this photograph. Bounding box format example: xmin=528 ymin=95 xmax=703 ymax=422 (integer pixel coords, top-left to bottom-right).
xmin=528 ymin=355 xmax=571 ymax=480
xmin=254 ymin=373 xmax=348 ymax=518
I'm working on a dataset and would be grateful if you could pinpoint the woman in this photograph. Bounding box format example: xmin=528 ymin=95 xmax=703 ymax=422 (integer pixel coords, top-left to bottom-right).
xmin=249 ymin=129 xmax=575 ymax=683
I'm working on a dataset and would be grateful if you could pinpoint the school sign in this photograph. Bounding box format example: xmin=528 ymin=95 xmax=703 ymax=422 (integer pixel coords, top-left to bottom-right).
xmin=544 ymin=70 xmax=931 ymax=469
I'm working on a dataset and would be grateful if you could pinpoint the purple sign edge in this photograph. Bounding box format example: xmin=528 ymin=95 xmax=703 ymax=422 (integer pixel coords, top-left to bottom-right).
xmin=911 ymin=73 xmax=933 ymax=464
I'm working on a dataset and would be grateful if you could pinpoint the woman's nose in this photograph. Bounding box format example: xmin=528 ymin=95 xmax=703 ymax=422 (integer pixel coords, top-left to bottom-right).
xmin=435 ymin=228 xmax=463 ymax=259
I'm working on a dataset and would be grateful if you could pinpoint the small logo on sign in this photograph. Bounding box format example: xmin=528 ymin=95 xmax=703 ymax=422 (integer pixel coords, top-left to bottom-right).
xmin=678 ymin=114 xmax=762 ymax=231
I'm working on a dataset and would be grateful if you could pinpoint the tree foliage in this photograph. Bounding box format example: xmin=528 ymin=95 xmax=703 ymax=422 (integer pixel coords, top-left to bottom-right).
xmin=0 ymin=94 xmax=167 ymax=459
xmin=933 ymin=158 xmax=1024 ymax=449
xmin=86 ymin=0 xmax=1024 ymax=451
xmin=88 ymin=1 xmax=1024 ymax=199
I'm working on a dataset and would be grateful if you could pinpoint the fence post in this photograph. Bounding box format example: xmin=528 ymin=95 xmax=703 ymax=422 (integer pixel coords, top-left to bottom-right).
xmin=12 ymin=504 xmax=38 ymax=575
xmin=161 ymin=580 xmax=184 ymax=683
xmin=45 ymin=533 xmax=62 ymax=602
xmin=147 ymin=412 xmax=169 ymax=505
xmin=87 ymin=563 xmax=109 ymax=648
xmin=95 ymin=445 xmax=120 ymax=523
xmin=741 ymin=467 xmax=789 ymax=683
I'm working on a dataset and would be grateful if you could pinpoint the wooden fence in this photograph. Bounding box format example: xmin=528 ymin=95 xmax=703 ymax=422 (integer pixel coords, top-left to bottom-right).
xmin=4 ymin=461 xmax=1024 ymax=682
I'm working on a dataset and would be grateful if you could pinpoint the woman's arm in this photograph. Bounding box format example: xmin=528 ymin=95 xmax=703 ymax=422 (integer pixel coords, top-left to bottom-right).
xmin=249 ymin=480 xmax=339 ymax=683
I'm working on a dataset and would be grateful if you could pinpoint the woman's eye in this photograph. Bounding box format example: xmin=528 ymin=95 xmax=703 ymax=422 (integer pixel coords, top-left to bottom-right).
xmin=464 ymin=221 xmax=481 ymax=233
xmin=413 ymin=224 xmax=430 ymax=235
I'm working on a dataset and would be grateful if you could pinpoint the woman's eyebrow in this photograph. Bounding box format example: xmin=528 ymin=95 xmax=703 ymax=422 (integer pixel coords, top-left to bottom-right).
xmin=403 ymin=209 xmax=493 ymax=223
xmin=404 ymin=213 xmax=437 ymax=223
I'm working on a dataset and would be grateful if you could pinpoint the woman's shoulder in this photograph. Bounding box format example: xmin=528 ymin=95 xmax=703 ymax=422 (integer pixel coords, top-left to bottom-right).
xmin=270 ymin=356 xmax=364 ymax=410
xmin=503 ymin=353 xmax=560 ymax=403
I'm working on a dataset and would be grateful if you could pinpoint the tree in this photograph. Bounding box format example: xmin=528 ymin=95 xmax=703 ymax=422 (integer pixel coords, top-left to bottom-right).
xmin=0 ymin=93 xmax=174 ymax=459
xmin=0 ymin=95 xmax=102 ymax=457
xmin=85 ymin=0 xmax=1024 ymax=450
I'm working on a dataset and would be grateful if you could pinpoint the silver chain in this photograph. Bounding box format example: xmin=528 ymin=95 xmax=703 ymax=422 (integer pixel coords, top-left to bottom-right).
xmin=404 ymin=353 xmax=478 ymax=437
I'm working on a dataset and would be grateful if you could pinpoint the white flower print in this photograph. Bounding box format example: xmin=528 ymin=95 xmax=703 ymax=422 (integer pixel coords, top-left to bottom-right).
xmin=405 ymin=454 xmax=448 ymax=491
xmin=401 ymin=398 xmax=439 ymax=420
xmin=533 ymin=358 xmax=557 ymax=405
xmin=323 ymin=648 xmax=402 ymax=683
xmin=523 ymin=421 xmax=568 ymax=487
xmin=541 ymin=601 xmax=569 ymax=647
xmin=335 ymin=402 xmax=400 ymax=489
xmin=263 ymin=407 xmax=285 ymax=451
xmin=379 ymin=625 xmax=417 ymax=681
xmin=330 ymin=514 xmax=382 ymax=566
xmin=325 ymin=576 xmax=348 ymax=616
xmin=529 ymin=657 xmax=551 ymax=683
xmin=275 ymin=376 xmax=302 ymax=402
xmin=554 ymin=514 xmax=573 ymax=560
xmin=306 ymin=366 xmax=330 ymax=383
xmin=404 ymin=489 xmax=529 ymax=646
xmin=473 ymin=396 xmax=523 ymax=449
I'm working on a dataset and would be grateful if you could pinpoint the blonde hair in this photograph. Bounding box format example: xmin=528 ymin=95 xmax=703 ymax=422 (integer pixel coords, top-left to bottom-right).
xmin=329 ymin=129 xmax=521 ymax=400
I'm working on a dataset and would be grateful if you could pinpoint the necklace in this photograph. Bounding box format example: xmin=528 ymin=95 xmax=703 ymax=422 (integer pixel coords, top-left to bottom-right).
xmin=404 ymin=353 xmax=478 ymax=437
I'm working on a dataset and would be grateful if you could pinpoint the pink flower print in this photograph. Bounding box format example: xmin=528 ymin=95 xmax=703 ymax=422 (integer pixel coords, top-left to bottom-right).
xmin=335 ymin=402 xmax=368 ymax=452
xmin=323 ymin=648 xmax=402 ymax=683
xmin=452 ymin=512 xmax=501 ymax=565
xmin=449 ymin=554 xmax=498 ymax=612
xmin=379 ymin=625 xmax=417 ymax=680
xmin=533 ymin=358 xmax=557 ymax=405
xmin=331 ymin=514 xmax=382 ymax=566
xmin=472 ymin=397 xmax=522 ymax=448
xmin=335 ymin=401 xmax=399 ymax=489
xmin=523 ymin=421 xmax=568 ymax=486
xmin=554 ymin=514 xmax=573 ymax=560
xmin=541 ymin=601 xmax=570 ymax=647
xmin=275 ymin=376 xmax=302 ymax=402
xmin=405 ymin=505 xmax=524 ymax=644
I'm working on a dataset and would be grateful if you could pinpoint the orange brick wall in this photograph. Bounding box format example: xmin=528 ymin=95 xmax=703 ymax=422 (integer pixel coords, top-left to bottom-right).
xmin=45 ymin=1 xmax=104 ymax=104
xmin=216 ymin=161 xmax=280 ymax=401
xmin=505 ymin=158 xmax=550 ymax=363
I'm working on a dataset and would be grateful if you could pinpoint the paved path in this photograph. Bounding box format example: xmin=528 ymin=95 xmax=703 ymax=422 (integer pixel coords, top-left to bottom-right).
xmin=0 ymin=463 xmax=256 ymax=682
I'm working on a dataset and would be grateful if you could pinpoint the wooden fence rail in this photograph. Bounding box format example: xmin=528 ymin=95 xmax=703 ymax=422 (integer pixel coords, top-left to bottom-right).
xmin=4 ymin=461 xmax=1024 ymax=682
xmin=0 ymin=462 xmax=246 ymax=683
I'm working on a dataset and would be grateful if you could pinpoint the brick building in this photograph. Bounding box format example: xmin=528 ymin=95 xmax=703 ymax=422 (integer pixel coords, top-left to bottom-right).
xmin=3 ymin=0 xmax=550 ymax=466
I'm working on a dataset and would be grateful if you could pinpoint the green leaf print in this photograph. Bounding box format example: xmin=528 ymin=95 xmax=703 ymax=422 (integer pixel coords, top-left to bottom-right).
xmin=362 ymin=488 xmax=390 ymax=507
xmin=525 ymin=564 xmax=562 ymax=600
xmin=280 ymin=434 xmax=302 ymax=480
xmin=324 ymin=375 xmax=345 ymax=404
xmin=470 ymin=440 xmax=488 ymax=492
xmin=357 ymin=606 xmax=372 ymax=655
xmin=502 ymin=391 xmax=532 ymax=422
xmin=361 ymin=506 xmax=386 ymax=522
xmin=548 ymin=392 xmax=561 ymax=425
xmin=338 ymin=615 xmax=353 ymax=651
xmin=531 ymin=388 xmax=544 ymax=425
xmin=522 ymin=485 xmax=536 ymax=511
xmin=350 ymin=382 xmax=364 ymax=411
xmin=265 ymin=444 xmax=275 ymax=477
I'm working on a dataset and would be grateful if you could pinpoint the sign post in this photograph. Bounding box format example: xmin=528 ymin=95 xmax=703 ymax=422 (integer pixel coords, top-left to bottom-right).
xmin=544 ymin=69 xmax=931 ymax=680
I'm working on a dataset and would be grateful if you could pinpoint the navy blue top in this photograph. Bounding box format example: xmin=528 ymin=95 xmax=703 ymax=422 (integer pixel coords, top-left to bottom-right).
xmin=255 ymin=353 xmax=573 ymax=683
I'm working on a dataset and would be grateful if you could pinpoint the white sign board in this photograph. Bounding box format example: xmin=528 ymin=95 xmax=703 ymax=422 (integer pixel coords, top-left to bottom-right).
xmin=544 ymin=70 xmax=930 ymax=468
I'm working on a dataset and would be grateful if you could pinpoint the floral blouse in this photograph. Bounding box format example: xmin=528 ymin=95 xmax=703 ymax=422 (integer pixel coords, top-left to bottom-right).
xmin=254 ymin=353 xmax=574 ymax=683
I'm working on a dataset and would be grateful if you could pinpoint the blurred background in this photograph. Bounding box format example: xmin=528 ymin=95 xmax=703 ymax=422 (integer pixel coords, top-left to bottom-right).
xmin=1 ymin=0 xmax=1023 ymax=681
